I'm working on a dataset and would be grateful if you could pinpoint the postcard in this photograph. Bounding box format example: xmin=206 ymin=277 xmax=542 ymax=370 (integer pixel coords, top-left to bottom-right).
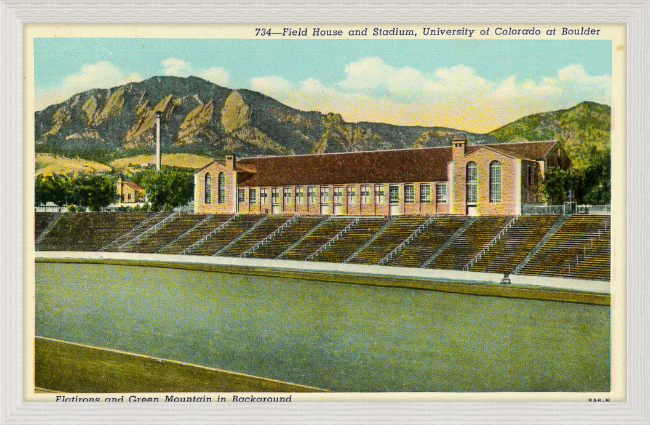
xmin=24 ymin=23 xmax=626 ymax=403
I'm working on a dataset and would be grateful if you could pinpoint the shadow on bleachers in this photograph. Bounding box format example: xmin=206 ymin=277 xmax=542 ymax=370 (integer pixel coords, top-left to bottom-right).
xmin=37 ymin=212 xmax=151 ymax=252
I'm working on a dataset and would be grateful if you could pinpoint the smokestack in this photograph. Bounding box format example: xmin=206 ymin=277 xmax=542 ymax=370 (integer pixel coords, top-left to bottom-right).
xmin=155 ymin=111 xmax=162 ymax=172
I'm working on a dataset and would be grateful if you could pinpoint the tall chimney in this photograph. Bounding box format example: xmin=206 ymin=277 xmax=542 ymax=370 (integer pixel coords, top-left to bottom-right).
xmin=452 ymin=136 xmax=466 ymax=162
xmin=155 ymin=111 xmax=162 ymax=172
xmin=225 ymin=154 xmax=236 ymax=170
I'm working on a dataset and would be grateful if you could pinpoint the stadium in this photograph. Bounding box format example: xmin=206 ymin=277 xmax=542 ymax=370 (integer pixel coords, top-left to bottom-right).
xmin=34 ymin=143 xmax=611 ymax=394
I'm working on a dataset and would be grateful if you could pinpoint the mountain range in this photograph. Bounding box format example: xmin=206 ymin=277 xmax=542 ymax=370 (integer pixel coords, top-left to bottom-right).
xmin=35 ymin=76 xmax=611 ymax=170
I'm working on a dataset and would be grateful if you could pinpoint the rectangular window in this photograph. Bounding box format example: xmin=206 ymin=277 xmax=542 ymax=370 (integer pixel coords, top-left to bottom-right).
xmin=405 ymin=184 xmax=415 ymax=203
xmin=295 ymin=187 xmax=304 ymax=205
xmin=389 ymin=185 xmax=399 ymax=204
xmin=249 ymin=188 xmax=257 ymax=204
xmin=238 ymin=188 xmax=246 ymax=203
xmin=361 ymin=185 xmax=372 ymax=205
xmin=347 ymin=186 xmax=355 ymax=206
xmin=320 ymin=187 xmax=331 ymax=204
xmin=375 ymin=185 xmax=385 ymax=205
xmin=436 ymin=183 xmax=447 ymax=203
xmin=420 ymin=184 xmax=431 ymax=203
xmin=283 ymin=187 xmax=291 ymax=206
xmin=272 ymin=188 xmax=280 ymax=205
xmin=260 ymin=188 xmax=268 ymax=204
xmin=333 ymin=186 xmax=343 ymax=205
xmin=308 ymin=187 xmax=317 ymax=206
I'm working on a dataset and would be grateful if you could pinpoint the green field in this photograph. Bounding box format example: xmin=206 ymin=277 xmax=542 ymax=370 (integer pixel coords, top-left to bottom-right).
xmin=35 ymin=337 xmax=322 ymax=393
xmin=35 ymin=262 xmax=611 ymax=392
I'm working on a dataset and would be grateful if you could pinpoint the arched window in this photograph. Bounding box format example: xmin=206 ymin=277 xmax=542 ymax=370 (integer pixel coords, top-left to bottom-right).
xmin=204 ymin=173 xmax=212 ymax=204
xmin=490 ymin=161 xmax=502 ymax=202
xmin=218 ymin=172 xmax=226 ymax=204
xmin=466 ymin=162 xmax=478 ymax=204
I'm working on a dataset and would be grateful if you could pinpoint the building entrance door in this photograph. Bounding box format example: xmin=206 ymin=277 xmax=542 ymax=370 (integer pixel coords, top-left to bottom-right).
xmin=466 ymin=206 xmax=477 ymax=216
xmin=333 ymin=186 xmax=343 ymax=215
xmin=320 ymin=187 xmax=331 ymax=215
xmin=271 ymin=187 xmax=280 ymax=214
xmin=389 ymin=185 xmax=400 ymax=216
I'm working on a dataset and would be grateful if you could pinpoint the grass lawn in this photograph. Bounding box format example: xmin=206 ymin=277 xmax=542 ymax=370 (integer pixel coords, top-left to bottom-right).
xmin=35 ymin=337 xmax=325 ymax=393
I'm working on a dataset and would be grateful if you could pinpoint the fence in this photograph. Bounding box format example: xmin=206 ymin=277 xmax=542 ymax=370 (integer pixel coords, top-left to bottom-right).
xmin=522 ymin=203 xmax=610 ymax=215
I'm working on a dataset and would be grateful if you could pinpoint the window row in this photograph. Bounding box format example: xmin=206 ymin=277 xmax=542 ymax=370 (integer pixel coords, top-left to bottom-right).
xmin=215 ymin=183 xmax=449 ymax=206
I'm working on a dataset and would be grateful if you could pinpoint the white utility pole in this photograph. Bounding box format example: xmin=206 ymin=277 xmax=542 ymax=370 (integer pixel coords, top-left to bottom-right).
xmin=155 ymin=111 xmax=162 ymax=172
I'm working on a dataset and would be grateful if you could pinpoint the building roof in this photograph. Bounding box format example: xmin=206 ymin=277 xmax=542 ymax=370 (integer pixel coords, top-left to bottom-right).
xmin=201 ymin=140 xmax=559 ymax=187
xmin=471 ymin=140 xmax=558 ymax=161
xmin=124 ymin=181 xmax=144 ymax=191
xmin=236 ymin=147 xmax=453 ymax=187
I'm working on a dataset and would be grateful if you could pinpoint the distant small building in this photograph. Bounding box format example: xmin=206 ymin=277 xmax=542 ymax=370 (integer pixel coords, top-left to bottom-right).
xmin=116 ymin=178 xmax=145 ymax=203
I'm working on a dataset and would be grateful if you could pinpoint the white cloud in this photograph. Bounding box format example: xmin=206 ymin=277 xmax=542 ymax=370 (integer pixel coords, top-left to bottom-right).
xmin=162 ymin=56 xmax=230 ymax=86
xmin=251 ymin=60 xmax=611 ymax=133
xmin=162 ymin=57 xmax=192 ymax=76
xmin=250 ymin=75 xmax=294 ymax=95
xmin=199 ymin=67 xmax=231 ymax=86
xmin=36 ymin=61 xmax=141 ymax=110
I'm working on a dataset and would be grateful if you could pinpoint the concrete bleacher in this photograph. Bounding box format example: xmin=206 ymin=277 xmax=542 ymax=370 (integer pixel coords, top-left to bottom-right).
xmin=520 ymin=215 xmax=610 ymax=281
xmin=124 ymin=214 xmax=209 ymax=254
xmin=567 ymin=227 xmax=610 ymax=281
xmin=348 ymin=216 xmax=428 ymax=265
xmin=280 ymin=217 xmax=356 ymax=261
xmin=35 ymin=212 xmax=58 ymax=241
xmin=34 ymin=211 xmax=612 ymax=281
xmin=102 ymin=212 xmax=173 ymax=252
xmin=426 ymin=216 xmax=511 ymax=270
xmin=189 ymin=214 xmax=264 ymax=256
xmin=250 ymin=216 xmax=324 ymax=259
xmin=311 ymin=217 xmax=388 ymax=263
xmin=220 ymin=215 xmax=294 ymax=257
xmin=385 ymin=216 xmax=467 ymax=268
xmin=158 ymin=214 xmax=232 ymax=255
xmin=471 ymin=215 xmax=559 ymax=275
xmin=37 ymin=212 xmax=151 ymax=251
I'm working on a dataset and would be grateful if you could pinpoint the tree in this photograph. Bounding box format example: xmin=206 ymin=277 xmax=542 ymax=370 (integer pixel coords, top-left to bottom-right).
xmin=139 ymin=169 xmax=194 ymax=210
xmin=69 ymin=174 xmax=116 ymax=211
xmin=581 ymin=148 xmax=611 ymax=205
xmin=34 ymin=174 xmax=70 ymax=206
xmin=539 ymin=166 xmax=581 ymax=205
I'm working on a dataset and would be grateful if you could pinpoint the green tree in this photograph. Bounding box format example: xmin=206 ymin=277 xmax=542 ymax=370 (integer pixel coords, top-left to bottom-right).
xmin=539 ymin=167 xmax=582 ymax=205
xmin=69 ymin=174 xmax=116 ymax=211
xmin=35 ymin=174 xmax=70 ymax=206
xmin=581 ymin=148 xmax=611 ymax=205
xmin=139 ymin=169 xmax=194 ymax=210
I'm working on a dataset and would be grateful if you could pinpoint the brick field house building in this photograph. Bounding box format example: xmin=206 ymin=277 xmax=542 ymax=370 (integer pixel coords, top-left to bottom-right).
xmin=194 ymin=138 xmax=571 ymax=217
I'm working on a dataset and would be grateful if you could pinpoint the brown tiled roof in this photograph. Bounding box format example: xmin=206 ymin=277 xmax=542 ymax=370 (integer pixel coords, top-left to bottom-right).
xmin=218 ymin=140 xmax=557 ymax=187
xmin=236 ymin=147 xmax=452 ymax=187
xmin=480 ymin=141 xmax=557 ymax=161
xmin=125 ymin=181 xmax=144 ymax=191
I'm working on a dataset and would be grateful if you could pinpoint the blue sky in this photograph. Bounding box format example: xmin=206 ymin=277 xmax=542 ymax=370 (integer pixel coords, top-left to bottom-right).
xmin=34 ymin=38 xmax=612 ymax=132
